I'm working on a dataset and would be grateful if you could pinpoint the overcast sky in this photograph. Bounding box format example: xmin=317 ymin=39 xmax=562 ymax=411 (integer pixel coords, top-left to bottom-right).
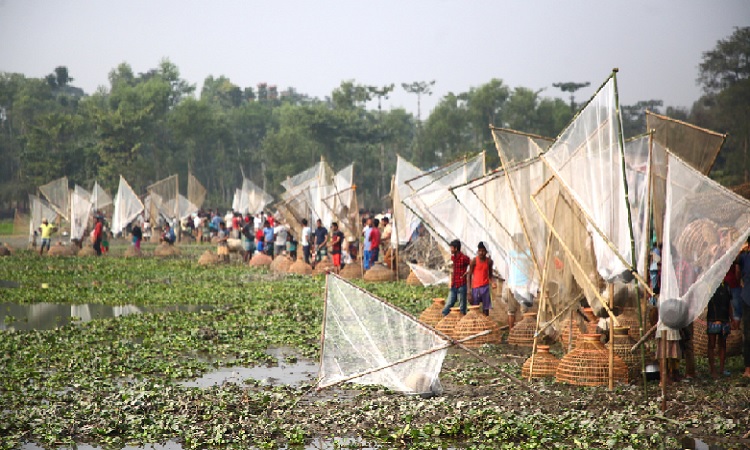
xmin=1 ymin=0 xmax=748 ymax=116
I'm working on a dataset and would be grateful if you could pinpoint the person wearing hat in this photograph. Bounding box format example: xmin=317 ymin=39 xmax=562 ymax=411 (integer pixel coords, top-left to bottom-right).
xmin=38 ymin=218 xmax=57 ymax=256
xmin=468 ymin=242 xmax=495 ymax=316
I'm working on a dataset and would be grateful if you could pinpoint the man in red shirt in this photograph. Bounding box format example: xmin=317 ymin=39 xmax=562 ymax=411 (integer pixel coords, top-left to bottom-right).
xmin=468 ymin=241 xmax=494 ymax=316
xmin=369 ymin=218 xmax=381 ymax=267
xmin=442 ymin=239 xmax=471 ymax=316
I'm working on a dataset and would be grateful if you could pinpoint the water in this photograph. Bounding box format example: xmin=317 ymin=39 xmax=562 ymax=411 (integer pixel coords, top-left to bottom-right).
xmin=0 ymin=303 xmax=213 ymax=331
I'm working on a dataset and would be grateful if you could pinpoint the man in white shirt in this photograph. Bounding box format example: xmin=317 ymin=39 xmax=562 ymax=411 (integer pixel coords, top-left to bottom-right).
xmin=301 ymin=218 xmax=312 ymax=264
xmin=274 ymin=223 xmax=288 ymax=258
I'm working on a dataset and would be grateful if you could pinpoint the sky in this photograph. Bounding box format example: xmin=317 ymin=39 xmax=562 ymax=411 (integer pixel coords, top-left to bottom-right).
xmin=1 ymin=0 xmax=749 ymax=117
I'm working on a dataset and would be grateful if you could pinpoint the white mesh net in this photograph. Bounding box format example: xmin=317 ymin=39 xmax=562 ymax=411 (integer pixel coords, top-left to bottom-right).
xmin=147 ymin=175 xmax=179 ymax=221
xmin=280 ymin=161 xmax=335 ymax=225
xmin=112 ymin=176 xmax=145 ymax=235
xmin=39 ymin=177 xmax=70 ymax=221
xmin=318 ymin=275 xmax=449 ymax=395
xmin=321 ymin=164 xmax=360 ymax=239
xmin=658 ymin=152 xmax=750 ymax=330
xmin=187 ymin=173 xmax=207 ymax=210
xmin=235 ymin=178 xmax=273 ymax=215
xmin=406 ymin=262 xmax=449 ymax=286
xmin=491 ymin=127 xmax=553 ymax=169
xmin=391 ymin=156 xmax=425 ymax=247
xmin=91 ymin=182 xmax=113 ymax=211
xmin=70 ymin=185 xmax=93 ymax=241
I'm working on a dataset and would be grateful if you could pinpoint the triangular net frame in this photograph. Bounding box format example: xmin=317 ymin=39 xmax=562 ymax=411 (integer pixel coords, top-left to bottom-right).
xmin=321 ymin=164 xmax=360 ymax=240
xmin=91 ymin=182 xmax=113 ymax=211
xmin=147 ymin=174 xmax=179 ymax=222
xmin=318 ymin=275 xmax=450 ymax=395
xmin=39 ymin=177 xmax=70 ymax=221
xmin=112 ymin=176 xmax=145 ymax=235
xmin=391 ymin=155 xmax=425 ymax=247
xmin=187 ymin=173 xmax=207 ymax=211
xmin=279 ymin=160 xmax=335 ymax=225
xmin=70 ymin=185 xmax=94 ymax=241
xmin=658 ymin=150 xmax=750 ymax=331
xmin=234 ymin=178 xmax=273 ymax=215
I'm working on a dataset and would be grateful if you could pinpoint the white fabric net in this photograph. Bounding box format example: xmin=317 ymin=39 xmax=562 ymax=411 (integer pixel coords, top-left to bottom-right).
xmin=318 ymin=275 xmax=449 ymax=395
xmin=147 ymin=175 xmax=179 ymax=221
xmin=187 ymin=173 xmax=207 ymax=211
xmin=234 ymin=178 xmax=273 ymax=215
xmin=406 ymin=262 xmax=449 ymax=286
xmin=91 ymin=182 xmax=113 ymax=211
xmin=321 ymin=164 xmax=360 ymax=239
xmin=491 ymin=127 xmax=553 ymax=169
xmin=112 ymin=176 xmax=144 ymax=235
xmin=70 ymin=185 xmax=93 ymax=241
xmin=658 ymin=152 xmax=750 ymax=330
xmin=39 ymin=177 xmax=70 ymax=221
xmin=280 ymin=161 xmax=335 ymax=224
xmin=391 ymin=156 xmax=425 ymax=247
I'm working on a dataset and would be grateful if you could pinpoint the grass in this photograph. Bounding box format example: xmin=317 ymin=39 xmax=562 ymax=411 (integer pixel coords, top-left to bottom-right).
xmin=0 ymin=220 xmax=14 ymax=235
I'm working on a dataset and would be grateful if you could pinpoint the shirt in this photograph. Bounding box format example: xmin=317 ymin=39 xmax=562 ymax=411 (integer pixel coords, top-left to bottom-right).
xmin=472 ymin=257 xmax=490 ymax=289
xmin=363 ymin=225 xmax=372 ymax=249
xmin=301 ymin=226 xmax=311 ymax=247
xmin=451 ymin=252 xmax=471 ymax=288
xmin=331 ymin=231 xmax=345 ymax=254
xmin=263 ymin=226 xmax=274 ymax=243
xmin=40 ymin=223 xmax=55 ymax=239
xmin=707 ymin=282 xmax=731 ymax=322
xmin=274 ymin=225 xmax=288 ymax=246
xmin=370 ymin=227 xmax=381 ymax=250
xmin=724 ymin=262 xmax=740 ymax=289
xmin=314 ymin=226 xmax=328 ymax=246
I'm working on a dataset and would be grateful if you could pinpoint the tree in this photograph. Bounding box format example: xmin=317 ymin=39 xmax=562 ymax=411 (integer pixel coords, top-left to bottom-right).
xmin=401 ymin=80 xmax=435 ymax=123
xmin=698 ymin=27 xmax=750 ymax=94
xmin=553 ymin=81 xmax=590 ymax=112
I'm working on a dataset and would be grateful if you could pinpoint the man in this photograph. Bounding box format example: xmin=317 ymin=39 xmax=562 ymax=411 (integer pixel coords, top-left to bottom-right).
xmin=161 ymin=223 xmax=176 ymax=245
xmin=381 ymin=216 xmax=392 ymax=260
xmin=330 ymin=222 xmax=345 ymax=274
xmin=92 ymin=216 xmax=104 ymax=256
xmin=468 ymin=241 xmax=494 ymax=316
xmin=38 ymin=218 xmax=56 ymax=256
xmin=262 ymin=220 xmax=274 ymax=257
xmin=313 ymin=219 xmax=329 ymax=267
xmin=442 ymin=239 xmax=471 ymax=316
xmin=273 ymin=222 xmax=288 ymax=258
xmin=369 ymin=218 xmax=381 ymax=267
xmin=362 ymin=217 xmax=373 ymax=270
xmin=300 ymin=218 xmax=312 ymax=264
xmin=241 ymin=214 xmax=255 ymax=263
xmin=738 ymin=238 xmax=750 ymax=378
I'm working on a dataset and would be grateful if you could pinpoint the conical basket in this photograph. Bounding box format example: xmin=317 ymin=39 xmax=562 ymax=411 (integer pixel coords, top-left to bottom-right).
xmin=154 ymin=243 xmax=181 ymax=257
xmin=559 ymin=314 xmax=584 ymax=349
xmin=312 ymin=258 xmax=334 ymax=276
xmin=418 ymin=298 xmax=445 ymax=327
xmin=363 ymin=263 xmax=395 ymax=282
xmin=47 ymin=243 xmax=76 ymax=256
xmin=521 ymin=345 xmax=560 ymax=379
xmin=406 ymin=270 xmax=422 ymax=286
xmin=435 ymin=307 xmax=464 ymax=339
xmin=616 ymin=307 xmax=643 ymax=341
xmin=508 ymin=312 xmax=537 ymax=347
xmin=288 ymin=258 xmax=313 ymax=275
xmin=555 ymin=334 xmax=629 ymax=386
xmin=607 ymin=327 xmax=639 ymax=379
xmin=77 ymin=246 xmax=96 ymax=257
xmin=197 ymin=250 xmax=219 ymax=266
xmin=454 ymin=305 xmax=500 ymax=347
xmin=488 ymin=295 xmax=509 ymax=328
xmin=249 ymin=253 xmax=272 ymax=268
xmin=340 ymin=263 xmax=363 ymax=279
xmin=271 ymin=255 xmax=294 ymax=273
xmin=582 ymin=307 xmax=600 ymax=335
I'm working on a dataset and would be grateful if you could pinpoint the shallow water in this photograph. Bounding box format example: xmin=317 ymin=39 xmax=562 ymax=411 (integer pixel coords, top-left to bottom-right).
xmin=0 ymin=303 xmax=213 ymax=331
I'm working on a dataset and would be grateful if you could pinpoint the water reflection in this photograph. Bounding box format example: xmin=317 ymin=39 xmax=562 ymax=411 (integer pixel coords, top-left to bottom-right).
xmin=0 ymin=303 xmax=213 ymax=331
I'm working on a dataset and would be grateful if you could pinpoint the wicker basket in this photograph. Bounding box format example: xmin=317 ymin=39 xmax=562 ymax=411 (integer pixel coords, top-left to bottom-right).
xmin=197 ymin=250 xmax=219 ymax=266
xmin=616 ymin=307 xmax=643 ymax=341
xmin=47 ymin=243 xmax=76 ymax=256
xmin=582 ymin=307 xmax=600 ymax=334
xmin=77 ymin=246 xmax=97 ymax=257
xmin=555 ymin=334 xmax=629 ymax=386
xmin=312 ymin=259 xmax=334 ymax=276
xmin=249 ymin=253 xmax=272 ymax=267
xmin=123 ymin=246 xmax=143 ymax=258
xmin=692 ymin=317 xmax=743 ymax=358
xmin=154 ymin=243 xmax=181 ymax=257
xmin=271 ymin=255 xmax=294 ymax=273
xmin=559 ymin=314 xmax=584 ymax=349
xmin=454 ymin=305 xmax=500 ymax=347
xmin=288 ymin=258 xmax=313 ymax=275
xmin=418 ymin=298 xmax=446 ymax=327
xmin=435 ymin=307 xmax=464 ymax=339
xmin=406 ymin=270 xmax=422 ymax=286
xmin=507 ymin=312 xmax=537 ymax=347
xmin=677 ymin=218 xmax=719 ymax=269
xmin=521 ymin=345 xmax=560 ymax=379
xmin=339 ymin=263 xmax=363 ymax=279
xmin=608 ymin=327 xmax=639 ymax=379
xmin=363 ymin=263 xmax=395 ymax=282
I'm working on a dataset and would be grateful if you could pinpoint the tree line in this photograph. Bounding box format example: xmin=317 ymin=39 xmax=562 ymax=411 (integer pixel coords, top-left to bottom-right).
xmin=0 ymin=27 xmax=747 ymax=213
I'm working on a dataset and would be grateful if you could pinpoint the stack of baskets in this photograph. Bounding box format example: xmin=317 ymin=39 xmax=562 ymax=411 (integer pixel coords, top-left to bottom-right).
xmin=249 ymin=253 xmax=272 ymax=267
xmin=270 ymin=255 xmax=294 ymax=273
xmin=340 ymin=263 xmax=363 ymax=279
xmin=288 ymin=258 xmax=313 ymax=275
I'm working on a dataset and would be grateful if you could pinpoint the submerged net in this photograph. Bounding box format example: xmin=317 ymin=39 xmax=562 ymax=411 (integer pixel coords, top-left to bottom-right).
xmin=391 ymin=155 xmax=425 ymax=247
xmin=147 ymin=174 xmax=179 ymax=221
xmin=39 ymin=177 xmax=70 ymax=221
xmin=319 ymin=275 xmax=449 ymax=395
xmin=70 ymin=185 xmax=93 ymax=241
xmin=112 ymin=176 xmax=145 ymax=235
xmin=187 ymin=173 xmax=207 ymax=211
xmin=659 ymin=152 xmax=750 ymax=331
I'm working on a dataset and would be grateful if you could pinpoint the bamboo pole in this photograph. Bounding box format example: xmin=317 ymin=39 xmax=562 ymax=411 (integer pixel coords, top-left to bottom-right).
xmin=660 ymin=329 xmax=667 ymax=412
xmin=608 ymin=283 xmax=615 ymax=390
xmin=631 ymin=323 xmax=658 ymax=353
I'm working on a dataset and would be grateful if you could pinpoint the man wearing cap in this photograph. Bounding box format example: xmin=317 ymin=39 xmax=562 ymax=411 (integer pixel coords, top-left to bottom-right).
xmin=38 ymin=219 xmax=56 ymax=256
xmin=442 ymin=239 xmax=471 ymax=316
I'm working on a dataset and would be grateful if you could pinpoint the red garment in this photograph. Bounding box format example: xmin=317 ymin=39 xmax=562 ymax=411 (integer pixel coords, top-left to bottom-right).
xmin=724 ymin=262 xmax=740 ymax=288
xmin=451 ymin=252 xmax=471 ymax=288
xmin=472 ymin=257 xmax=490 ymax=289
xmin=370 ymin=227 xmax=381 ymax=250
xmin=268 ymin=216 xmax=275 ymax=227
xmin=232 ymin=216 xmax=240 ymax=230
xmin=255 ymin=229 xmax=264 ymax=242
xmin=93 ymin=222 xmax=103 ymax=240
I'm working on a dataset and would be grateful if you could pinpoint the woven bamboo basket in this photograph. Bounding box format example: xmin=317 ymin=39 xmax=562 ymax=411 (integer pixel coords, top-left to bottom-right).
xmin=692 ymin=317 xmax=743 ymax=358
xmin=507 ymin=312 xmax=537 ymax=347
xmin=216 ymin=245 xmax=230 ymax=257
xmin=418 ymin=298 xmax=446 ymax=327
xmin=559 ymin=315 xmax=584 ymax=349
xmin=288 ymin=258 xmax=313 ymax=275
xmin=154 ymin=243 xmax=181 ymax=257
xmin=435 ymin=307 xmax=464 ymax=339
xmin=47 ymin=243 xmax=76 ymax=256
xmin=197 ymin=250 xmax=220 ymax=266
xmin=249 ymin=253 xmax=272 ymax=267
xmin=339 ymin=263 xmax=363 ymax=279
xmin=406 ymin=270 xmax=422 ymax=286
xmin=312 ymin=258 xmax=334 ymax=276
xmin=677 ymin=218 xmax=718 ymax=269
xmin=555 ymin=334 xmax=629 ymax=386
xmin=454 ymin=305 xmax=500 ymax=347
xmin=77 ymin=246 xmax=96 ymax=257
xmin=521 ymin=345 xmax=560 ymax=379
xmin=270 ymin=255 xmax=294 ymax=273
xmin=582 ymin=307 xmax=600 ymax=334
xmin=607 ymin=327 xmax=639 ymax=379
xmin=363 ymin=263 xmax=395 ymax=282
xmin=616 ymin=307 xmax=643 ymax=341
xmin=123 ymin=246 xmax=143 ymax=258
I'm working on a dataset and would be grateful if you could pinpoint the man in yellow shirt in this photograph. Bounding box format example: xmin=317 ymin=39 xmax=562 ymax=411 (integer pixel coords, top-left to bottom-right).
xmin=39 ymin=218 xmax=56 ymax=256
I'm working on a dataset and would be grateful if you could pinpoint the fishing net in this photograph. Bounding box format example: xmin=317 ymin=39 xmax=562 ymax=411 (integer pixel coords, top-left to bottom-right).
xmin=164 ymin=194 xmax=198 ymax=220
xmin=70 ymin=185 xmax=93 ymax=241
xmin=187 ymin=173 xmax=207 ymax=210
xmin=658 ymin=152 xmax=750 ymax=331
xmin=235 ymin=178 xmax=273 ymax=215
xmin=401 ymin=153 xmax=485 ymax=255
xmin=623 ymin=135 xmax=652 ymax=276
xmin=407 ymin=262 xmax=449 ymax=286
xmin=112 ymin=176 xmax=145 ymax=235
xmin=91 ymin=182 xmax=113 ymax=211
xmin=280 ymin=161 xmax=335 ymax=225
xmin=13 ymin=209 xmax=28 ymax=235
xmin=318 ymin=275 xmax=449 ymax=395
xmin=321 ymin=164 xmax=360 ymax=239
xmin=391 ymin=156 xmax=425 ymax=247
xmin=147 ymin=174 xmax=179 ymax=221
xmin=39 ymin=177 xmax=70 ymax=221
xmin=491 ymin=127 xmax=553 ymax=170
xmin=646 ymin=110 xmax=725 ymax=176
xmin=29 ymin=194 xmax=58 ymax=242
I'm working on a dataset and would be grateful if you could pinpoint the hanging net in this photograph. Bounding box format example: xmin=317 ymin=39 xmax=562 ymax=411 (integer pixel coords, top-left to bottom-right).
xmin=13 ymin=209 xmax=28 ymax=235
xmin=187 ymin=173 xmax=207 ymax=211
xmin=29 ymin=194 xmax=58 ymax=242
xmin=406 ymin=262 xmax=449 ymax=286
xmin=112 ymin=176 xmax=145 ymax=235
xmin=235 ymin=178 xmax=273 ymax=215
xmin=646 ymin=110 xmax=725 ymax=176
xmin=280 ymin=160 xmax=335 ymax=224
xmin=164 ymin=194 xmax=198 ymax=220
xmin=391 ymin=155 xmax=425 ymax=247
xmin=491 ymin=127 xmax=553 ymax=170
xmin=623 ymin=134 xmax=652 ymax=277
xmin=321 ymin=164 xmax=360 ymax=240
xmin=147 ymin=174 xmax=179 ymax=221
xmin=318 ymin=275 xmax=449 ymax=395
xmin=658 ymin=152 xmax=750 ymax=331
xmin=39 ymin=177 xmax=70 ymax=221
xmin=91 ymin=182 xmax=113 ymax=211
xmin=70 ymin=185 xmax=93 ymax=241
